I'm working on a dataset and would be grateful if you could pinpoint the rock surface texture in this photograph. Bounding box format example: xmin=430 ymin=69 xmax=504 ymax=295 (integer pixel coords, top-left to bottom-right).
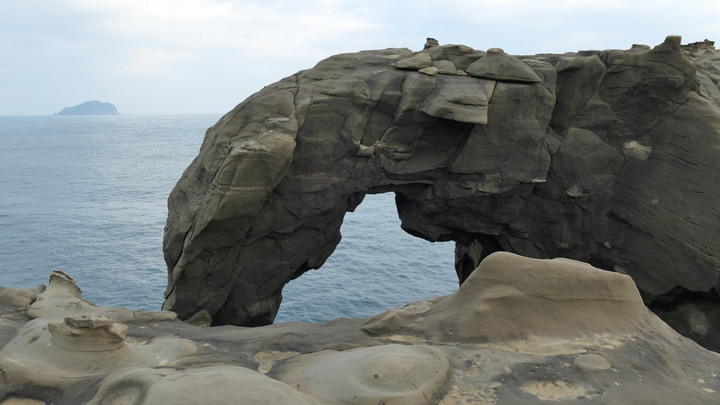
xmin=1 ymin=254 xmax=719 ymax=404
xmin=162 ymin=36 xmax=720 ymax=348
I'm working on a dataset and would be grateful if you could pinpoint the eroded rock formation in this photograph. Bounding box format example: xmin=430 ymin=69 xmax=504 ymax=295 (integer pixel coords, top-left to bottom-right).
xmin=1 ymin=254 xmax=719 ymax=404
xmin=162 ymin=36 xmax=720 ymax=349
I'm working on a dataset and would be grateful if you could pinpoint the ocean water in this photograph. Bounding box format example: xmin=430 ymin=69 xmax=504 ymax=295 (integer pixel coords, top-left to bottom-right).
xmin=0 ymin=115 xmax=458 ymax=323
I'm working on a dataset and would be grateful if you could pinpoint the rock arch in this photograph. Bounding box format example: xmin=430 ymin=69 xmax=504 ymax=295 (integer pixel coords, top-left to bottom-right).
xmin=275 ymin=192 xmax=457 ymax=322
xmin=163 ymin=37 xmax=720 ymax=336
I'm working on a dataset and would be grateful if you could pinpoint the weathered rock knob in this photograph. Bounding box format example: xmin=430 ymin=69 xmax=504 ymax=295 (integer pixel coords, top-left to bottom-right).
xmin=48 ymin=315 xmax=128 ymax=352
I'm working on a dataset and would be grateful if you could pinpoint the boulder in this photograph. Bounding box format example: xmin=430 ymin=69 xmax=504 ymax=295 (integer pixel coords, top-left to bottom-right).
xmin=465 ymin=48 xmax=542 ymax=82
xmin=362 ymin=252 xmax=654 ymax=342
xmin=392 ymin=52 xmax=432 ymax=70
xmin=431 ymin=59 xmax=457 ymax=75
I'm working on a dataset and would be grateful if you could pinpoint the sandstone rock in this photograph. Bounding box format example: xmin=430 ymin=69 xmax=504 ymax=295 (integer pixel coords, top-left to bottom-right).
xmin=23 ymin=270 xmax=175 ymax=324
xmin=161 ymin=36 xmax=720 ymax=353
xmin=423 ymin=37 xmax=439 ymax=49
xmin=432 ymin=59 xmax=457 ymax=74
xmin=87 ymin=366 xmax=316 ymax=405
xmin=392 ymin=52 xmax=432 ymax=70
xmin=48 ymin=315 xmax=127 ymax=352
xmin=2 ymin=255 xmax=720 ymax=404
xmin=465 ymin=48 xmax=542 ymax=82
xmin=272 ymin=344 xmax=449 ymax=405
xmin=26 ymin=270 xmax=95 ymax=319
xmin=361 ymin=252 xmax=656 ymax=342
xmin=0 ymin=285 xmax=44 ymax=308
xmin=0 ymin=309 xmax=196 ymax=390
xmin=573 ymin=353 xmax=612 ymax=372
xmin=426 ymin=43 xmax=485 ymax=71
xmin=417 ymin=75 xmax=495 ymax=124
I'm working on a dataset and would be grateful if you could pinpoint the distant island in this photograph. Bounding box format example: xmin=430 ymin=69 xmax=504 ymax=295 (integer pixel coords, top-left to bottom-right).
xmin=56 ymin=100 xmax=120 ymax=115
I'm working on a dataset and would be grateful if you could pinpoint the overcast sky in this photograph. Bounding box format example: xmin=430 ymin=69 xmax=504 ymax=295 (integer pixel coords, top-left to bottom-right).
xmin=2 ymin=0 xmax=719 ymax=115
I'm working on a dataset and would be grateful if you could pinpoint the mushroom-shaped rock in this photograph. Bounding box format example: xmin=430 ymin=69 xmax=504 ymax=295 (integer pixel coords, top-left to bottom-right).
xmin=48 ymin=315 xmax=127 ymax=352
xmin=0 ymin=285 xmax=45 ymax=308
xmin=0 ymin=319 xmax=144 ymax=387
xmin=45 ymin=270 xmax=82 ymax=297
xmin=466 ymin=48 xmax=542 ymax=83
xmin=162 ymin=44 xmax=557 ymax=327
xmin=161 ymin=38 xmax=720 ymax=352
xmin=432 ymin=59 xmax=458 ymax=75
xmin=0 ymin=299 xmax=197 ymax=389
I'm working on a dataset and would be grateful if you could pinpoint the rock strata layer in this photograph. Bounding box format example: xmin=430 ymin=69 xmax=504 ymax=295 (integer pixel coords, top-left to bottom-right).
xmin=162 ymin=36 xmax=720 ymax=349
xmin=1 ymin=253 xmax=719 ymax=404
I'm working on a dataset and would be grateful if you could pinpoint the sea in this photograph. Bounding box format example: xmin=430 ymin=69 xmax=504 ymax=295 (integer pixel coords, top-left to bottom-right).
xmin=0 ymin=115 xmax=458 ymax=323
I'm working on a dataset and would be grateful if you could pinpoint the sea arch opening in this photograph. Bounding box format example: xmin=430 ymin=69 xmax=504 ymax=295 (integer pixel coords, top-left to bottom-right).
xmin=275 ymin=192 xmax=458 ymax=323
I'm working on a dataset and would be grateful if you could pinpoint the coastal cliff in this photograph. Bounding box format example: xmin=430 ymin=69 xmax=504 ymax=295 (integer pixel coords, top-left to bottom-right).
xmin=162 ymin=36 xmax=720 ymax=351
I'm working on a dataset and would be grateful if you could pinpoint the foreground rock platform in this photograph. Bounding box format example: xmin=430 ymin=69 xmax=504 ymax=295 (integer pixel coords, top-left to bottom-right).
xmin=1 ymin=253 xmax=719 ymax=404
xmin=161 ymin=36 xmax=720 ymax=350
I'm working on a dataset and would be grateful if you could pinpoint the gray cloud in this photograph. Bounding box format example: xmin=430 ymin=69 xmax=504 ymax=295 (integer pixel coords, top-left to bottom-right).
xmin=1 ymin=0 xmax=717 ymax=114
